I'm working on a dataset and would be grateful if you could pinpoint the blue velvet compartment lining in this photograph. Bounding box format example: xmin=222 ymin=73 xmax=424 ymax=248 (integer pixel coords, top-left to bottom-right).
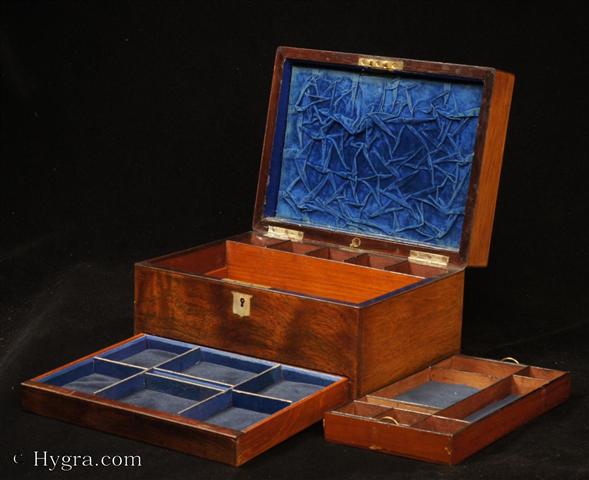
xmin=266 ymin=64 xmax=483 ymax=250
xmin=393 ymin=381 xmax=480 ymax=409
xmin=38 ymin=335 xmax=342 ymax=431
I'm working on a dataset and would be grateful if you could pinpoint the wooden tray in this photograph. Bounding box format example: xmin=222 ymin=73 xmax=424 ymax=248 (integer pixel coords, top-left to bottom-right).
xmin=324 ymin=355 xmax=570 ymax=464
xmin=21 ymin=334 xmax=349 ymax=466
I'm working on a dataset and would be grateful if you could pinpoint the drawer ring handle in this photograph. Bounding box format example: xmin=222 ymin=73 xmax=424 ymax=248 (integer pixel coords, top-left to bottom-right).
xmin=501 ymin=356 xmax=520 ymax=364
xmin=380 ymin=416 xmax=400 ymax=425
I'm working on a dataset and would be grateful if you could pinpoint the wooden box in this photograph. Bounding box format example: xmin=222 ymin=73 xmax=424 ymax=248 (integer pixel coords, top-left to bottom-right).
xmin=21 ymin=334 xmax=349 ymax=466
xmin=324 ymin=355 xmax=570 ymax=464
xmin=135 ymin=47 xmax=515 ymax=397
xmin=22 ymin=47 xmax=533 ymax=466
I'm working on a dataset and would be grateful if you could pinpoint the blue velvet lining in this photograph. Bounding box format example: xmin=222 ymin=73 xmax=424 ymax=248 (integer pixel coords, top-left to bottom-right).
xmin=157 ymin=348 xmax=277 ymax=386
xmin=38 ymin=335 xmax=342 ymax=431
xmin=394 ymin=381 xmax=479 ymax=409
xmin=182 ymin=390 xmax=290 ymax=431
xmin=40 ymin=358 xmax=143 ymax=394
xmin=100 ymin=337 xmax=193 ymax=368
xmin=237 ymin=365 xmax=336 ymax=402
xmin=266 ymin=63 xmax=483 ymax=250
xmin=464 ymin=393 xmax=520 ymax=422
xmin=98 ymin=373 xmax=222 ymax=414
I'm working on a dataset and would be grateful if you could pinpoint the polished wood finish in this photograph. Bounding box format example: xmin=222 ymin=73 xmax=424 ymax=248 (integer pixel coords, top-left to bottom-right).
xmin=136 ymin=235 xmax=464 ymax=397
xmin=133 ymin=47 xmax=511 ymax=398
xmin=358 ymin=273 xmax=463 ymax=394
xmin=324 ymin=355 xmax=570 ymax=464
xmin=466 ymin=70 xmax=515 ymax=266
xmin=21 ymin=336 xmax=350 ymax=466
xmin=218 ymin=241 xmax=421 ymax=303
xmin=253 ymin=47 xmax=514 ymax=267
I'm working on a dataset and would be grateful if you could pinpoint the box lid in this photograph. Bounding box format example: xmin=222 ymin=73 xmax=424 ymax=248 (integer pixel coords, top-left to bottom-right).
xmin=253 ymin=47 xmax=514 ymax=267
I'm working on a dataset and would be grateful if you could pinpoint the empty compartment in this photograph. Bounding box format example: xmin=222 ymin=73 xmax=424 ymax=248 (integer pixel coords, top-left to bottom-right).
xmin=269 ymin=240 xmax=323 ymax=254
xmin=157 ymin=347 xmax=276 ymax=386
xmin=183 ymin=390 xmax=290 ymax=431
xmin=434 ymin=354 xmax=525 ymax=378
xmin=394 ymin=381 xmax=479 ymax=409
xmin=374 ymin=407 xmax=431 ymax=426
xmin=345 ymin=253 xmax=405 ymax=269
xmin=388 ymin=261 xmax=448 ymax=277
xmin=411 ymin=415 xmax=469 ymax=434
xmin=438 ymin=375 xmax=547 ymax=423
xmin=98 ymin=373 xmax=222 ymax=414
xmin=39 ymin=358 xmax=143 ymax=394
xmin=235 ymin=365 xmax=339 ymax=402
xmin=370 ymin=367 xmax=497 ymax=410
xmin=100 ymin=335 xmax=193 ymax=368
xmin=305 ymin=247 xmax=362 ymax=262
xmin=336 ymin=400 xmax=391 ymax=418
xmin=148 ymin=239 xmax=432 ymax=302
xmin=517 ymin=365 xmax=567 ymax=381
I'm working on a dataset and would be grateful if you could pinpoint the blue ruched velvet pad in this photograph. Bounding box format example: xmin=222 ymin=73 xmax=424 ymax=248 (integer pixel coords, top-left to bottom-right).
xmin=268 ymin=65 xmax=483 ymax=250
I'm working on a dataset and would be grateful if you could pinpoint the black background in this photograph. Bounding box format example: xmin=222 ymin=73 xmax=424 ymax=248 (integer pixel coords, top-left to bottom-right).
xmin=1 ymin=1 xmax=588 ymax=478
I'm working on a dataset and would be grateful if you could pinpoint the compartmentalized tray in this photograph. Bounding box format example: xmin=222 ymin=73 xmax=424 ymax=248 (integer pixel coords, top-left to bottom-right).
xmin=21 ymin=334 xmax=349 ymax=466
xmin=324 ymin=355 xmax=570 ymax=464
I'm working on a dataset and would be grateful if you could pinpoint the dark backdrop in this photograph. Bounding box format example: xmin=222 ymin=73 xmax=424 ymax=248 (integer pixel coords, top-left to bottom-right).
xmin=1 ymin=1 xmax=587 ymax=479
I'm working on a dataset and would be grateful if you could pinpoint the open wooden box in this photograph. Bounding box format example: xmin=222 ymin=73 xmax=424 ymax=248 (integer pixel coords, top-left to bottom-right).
xmin=23 ymin=47 xmax=554 ymax=467
xmin=324 ymin=355 xmax=570 ymax=464
xmin=21 ymin=334 xmax=348 ymax=466
xmin=135 ymin=47 xmax=515 ymax=397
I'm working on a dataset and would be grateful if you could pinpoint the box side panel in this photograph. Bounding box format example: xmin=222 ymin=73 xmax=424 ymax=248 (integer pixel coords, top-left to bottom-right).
xmin=134 ymin=265 xmax=359 ymax=388
xmin=358 ymin=272 xmax=464 ymax=397
xmin=450 ymin=372 xmax=571 ymax=464
xmin=236 ymin=379 xmax=350 ymax=465
xmin=21 ymin=383 xmax=237 ymax=465
xmin=467 ymin=70 xmax=515 ymax=267
xmin=323 ymin=413 xmax=453 ymax=464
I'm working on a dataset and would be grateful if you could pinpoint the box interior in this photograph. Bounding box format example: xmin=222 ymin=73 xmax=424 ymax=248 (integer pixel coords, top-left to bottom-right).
xmin=148 ymin=233 xmax=452 ymax=304
xmin=37 ymin=335 xmax=343 ymax=432
xmin=330 ymin=355 xmax=566 ymax=434
xmin=262 ymin=61 xmax=484 ymax=251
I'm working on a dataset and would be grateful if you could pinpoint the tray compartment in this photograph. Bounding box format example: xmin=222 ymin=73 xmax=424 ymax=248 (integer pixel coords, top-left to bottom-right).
xmin=39 ymin=358 xmax=143 ymax=394
xmin=387 ymin=261 xmax=449 ymax=277
xmin=268 ymin=240 xmax=323 ymax=254
xmin=344 ymin=253 xmax=406 ymax=270
xmin=324 ymin=355 xmax=570 ymax=465
xmin=304 ymin=247 xmax=363 ymax=262
xmin=235 ymin=365 xmax=339 ymax=402
xmin=152 ymin=239 xmax=427 ymax=303
xmin=98 ymin=372 xmax=222 ymax=414
xmin=438 ymin=375 xmax=551 ymax=422
xmin=157 ymin=348 xmax=276 ymax=386
xmin=100 ymin=335 xmax=193 ymax=368
xmin=434 ymin=355 xmax=526 ymax=378
xmin=182 ymin=390 xmax=291 ymax=431
xmin=368 ymin=366 xmax=498 ymax=410
xmin=337 ymin=400 xmax=390 ymax=418
xmin=24 ymin=333 xmax=349 ymax=466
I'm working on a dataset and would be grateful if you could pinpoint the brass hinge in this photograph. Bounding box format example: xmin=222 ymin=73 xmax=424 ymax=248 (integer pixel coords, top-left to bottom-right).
xmin=266 ymin=226 xmax=304 ymax=242
xmin=408 ymin=250 xmax=449 ymax=268
xmin=358 ymin=57 xmax=404 ymax=71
